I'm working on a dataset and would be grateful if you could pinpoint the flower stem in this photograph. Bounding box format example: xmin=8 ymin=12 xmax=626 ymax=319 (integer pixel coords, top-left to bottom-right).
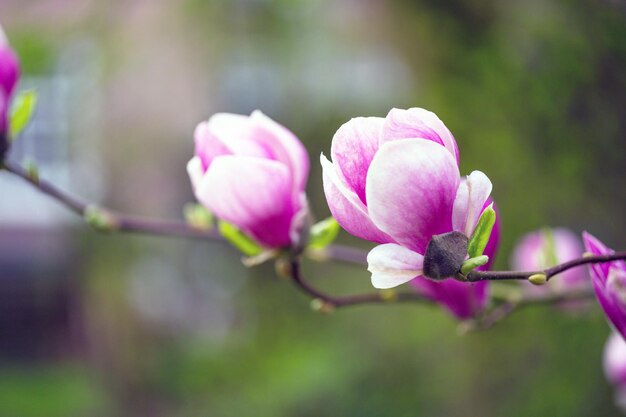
xmin=465 ymin=253 xmax=626 ymax=282
xmin=2 ymin=160 xmax=222 ymax=240
xmin=287 ymin=254 xmax=432 ymax=308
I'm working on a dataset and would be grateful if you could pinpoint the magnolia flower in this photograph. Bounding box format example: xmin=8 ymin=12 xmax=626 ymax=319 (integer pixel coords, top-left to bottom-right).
xmin=188 ymin=111 xmax=309 ymax=249
xmin=321 ymin=107 xmax=498 ymax=318
xmin=604 ymin=333 xmax=626 ymax=410
xmin=0 ymin=24 xmax=20 ymax=147
xmin=512 ymin=228 xmax=588 ymax=293
xmin=583 ymin=232 xmax=626 ymax=338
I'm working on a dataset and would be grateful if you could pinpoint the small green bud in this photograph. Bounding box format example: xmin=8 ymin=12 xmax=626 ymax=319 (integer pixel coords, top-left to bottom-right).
xmin=274 ymin=257 xmax=292 ymax=278
xmin=460 ymin=255 xmax=490 ymax=275
xmin=528 ymin=273 xmax=548 ymax=286
xmin=310 ymin=298 xmax=334 ymax=314
xmin=84 ymin=205 xmax=119 ymax=232
xmin=24 ymin=160 xmax=39 ymax=184
xmin=183 ymin=203 xmax=214 ymax=230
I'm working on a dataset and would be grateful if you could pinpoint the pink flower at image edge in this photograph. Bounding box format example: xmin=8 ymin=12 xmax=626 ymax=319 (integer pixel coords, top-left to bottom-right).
xmin=583 ymin=232 xmax=626 ymax=338
xmin=0 ymin=24 xmax=21 ymax=137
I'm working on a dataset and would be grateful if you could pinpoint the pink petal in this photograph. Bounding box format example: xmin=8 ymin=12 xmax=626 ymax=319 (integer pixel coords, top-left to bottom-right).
xmin=206 ymin=113 xmax=272 ymax=159
xmin=366 ymin=139 xmax=460 ymax=254
xmin=367 ymin=243 xmax=424 ymax=289
xmin=194 ymin=121 xmax=232 ymax=171
xmin=250 ymin=110 xmax=310 ymax=196
xmin=320 ymin=154 xmax=393 ymax=244
xmin=583 ymin=232 xmax=626 ymax=338
xmin=0 ymin=46 xmax=19 ymax=97
xmin=186 ymin=156 xmax=205 ymax=192
xmin=604 ymin=332 xmax=626 ymax=386
xmin=452 ymin=171 xmax=493 ymax=237
xmin=330 ymin=117 xmax=384 ymax=204
xmin=0 ymin=93 xmax=7 ymax=134
xmin=605 ymin=268 xmax=626 ymax=340
xmin=583 ymin=231 xmax=614 ymax=284
xmin=381 ymin=108 xmax=460 ymax=164
xmin=195 ymin=155 xmax=295 ymax=248
xmin=511 ymin=228 xmax=585 ymax=291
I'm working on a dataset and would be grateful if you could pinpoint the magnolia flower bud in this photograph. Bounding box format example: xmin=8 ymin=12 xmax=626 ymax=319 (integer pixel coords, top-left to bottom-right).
xmin=187 ymin=111 xmax=309 ymax=249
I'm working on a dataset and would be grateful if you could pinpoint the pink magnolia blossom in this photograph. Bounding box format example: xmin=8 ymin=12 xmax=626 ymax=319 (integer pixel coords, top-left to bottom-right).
xmin=321 ymin=107 xmax=499 ymax=319
xmin=512 ymin=228 xmax=588 ymax=293
xmin=0 ymin=25 xmax=20 ymax=138
xmin=583 ymin=232 xmax=626 ymax=339
xmin=188 ymin=111 xmax=309 ymax=249
xmin=604 ymin=332 xmax=626 ymax=410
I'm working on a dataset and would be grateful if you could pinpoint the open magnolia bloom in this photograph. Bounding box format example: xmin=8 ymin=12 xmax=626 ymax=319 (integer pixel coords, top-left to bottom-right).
xmin=583 ymin=232 xmax=626 ymax=338
xmin=188 ymin=111 xmax=309 ymax=249
xmin=321 ymin=107 xmax=499 ymax=319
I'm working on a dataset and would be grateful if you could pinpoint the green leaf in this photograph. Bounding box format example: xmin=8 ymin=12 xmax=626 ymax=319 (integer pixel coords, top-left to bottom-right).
xmin=218 ymin=221 xmax=262 ymax=256
xmin=467 ymin=203 xmax=496 ymax=258
xmin=9 ymin=90 xmax=38 ymax=140
xmin=307 ymin=217 xmax=340 ymax=249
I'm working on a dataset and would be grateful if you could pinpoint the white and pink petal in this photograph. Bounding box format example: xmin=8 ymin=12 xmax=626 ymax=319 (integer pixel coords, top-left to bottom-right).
xmin=330 ymin=117 xmax=384 ymax=204
xmin=367 ymin=243 xmax=424 ymax=289
xmin=381 ymin=108 xmax=460 ymax=164
xmin=452 ymin=170 xmax=493 ymax=237
xmin=250 ymin=110 xmax=310 ymax=195
xmin=193 ymin=155 xmax=294 ymax=248
xmin=320 ymin=154 xmax=393 ymax=244
xmin=366 ymin=139 xmax=460 ymax=254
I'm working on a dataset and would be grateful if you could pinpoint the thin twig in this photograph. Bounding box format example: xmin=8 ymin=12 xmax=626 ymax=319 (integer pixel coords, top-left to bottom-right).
xmin=2 ymin=158 xmax=625 ymax=318
xmin=2 ymin=160 xmax=222 ymax=240
xmin=462 ymin=286 xmax=597 ymax=332
xmin=465 ymin=253 xmax=626 ymax=282
xmin=288 ymin=255 xmax=432 ymax=309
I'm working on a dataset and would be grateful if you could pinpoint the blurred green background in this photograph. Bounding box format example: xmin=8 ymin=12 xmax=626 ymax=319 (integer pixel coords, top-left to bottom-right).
xmin=1 ymin=0 xmax=626 ymax=415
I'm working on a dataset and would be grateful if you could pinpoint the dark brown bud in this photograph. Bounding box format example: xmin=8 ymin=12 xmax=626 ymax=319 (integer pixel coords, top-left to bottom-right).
xmin=423 ymin=231 xmax=469 ymax=280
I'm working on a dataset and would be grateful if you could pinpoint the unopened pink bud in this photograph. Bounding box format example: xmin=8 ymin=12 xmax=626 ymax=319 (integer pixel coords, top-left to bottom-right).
xmin=187 ymin=111 xmax=309 ymax=249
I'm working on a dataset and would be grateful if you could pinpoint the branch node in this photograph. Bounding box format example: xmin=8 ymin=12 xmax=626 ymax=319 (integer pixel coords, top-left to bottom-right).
xmin=274 ymin=257 xmax=292 ymax=279
xmin=310 ymin=298 xmax=335 ymax=314
xmin=24 ymin=160 xmax=39 ymax=184
xmin=379 ymin=289 xmax=397 ymax=302
xmin=84 ymin=205 xmax=119 ymax=232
